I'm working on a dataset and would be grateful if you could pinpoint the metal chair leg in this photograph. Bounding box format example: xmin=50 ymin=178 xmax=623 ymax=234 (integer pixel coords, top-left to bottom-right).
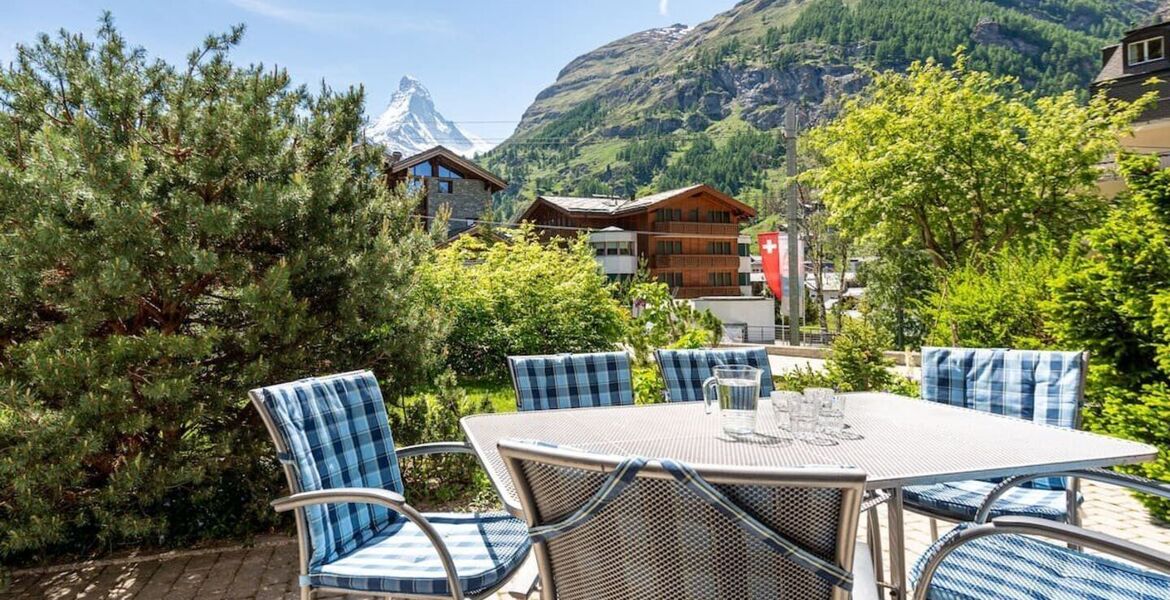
xmin=866 ymin=506 xmax=885 ymax=588
xmin=929 ymin=517 xmax=939 ymax=542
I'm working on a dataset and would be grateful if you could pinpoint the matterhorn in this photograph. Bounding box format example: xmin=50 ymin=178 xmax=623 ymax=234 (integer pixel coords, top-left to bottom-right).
xmin=366 ymin=75 xmax=493 ymax=157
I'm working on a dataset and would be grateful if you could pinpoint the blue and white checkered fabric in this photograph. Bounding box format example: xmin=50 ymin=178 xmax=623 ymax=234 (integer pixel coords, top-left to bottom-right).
xmin=902 ymin=480 xmax=1081 ymax=523
xmin=256 ymin=371 xmax=404 ymax=571
xmin=508 ymin=352 xmax=633 ymax=411
xmin=310 ymin=511 xmax=531 ymax=596
xmin=917 ymin=347 xmax=1085 ymax=498
xmin=910 ymin=522 xmax=1170 ymax=600
xmin=655 ymin=347 xmax=775 ymax=402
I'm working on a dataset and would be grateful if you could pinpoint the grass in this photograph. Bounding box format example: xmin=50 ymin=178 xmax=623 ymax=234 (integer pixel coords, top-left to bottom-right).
xmin=457 ymin=378 xmax=517 ymax=414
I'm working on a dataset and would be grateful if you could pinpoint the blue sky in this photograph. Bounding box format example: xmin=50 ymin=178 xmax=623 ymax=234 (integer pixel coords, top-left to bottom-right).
xmin=0 ymin=0 xmax=736 ymax=142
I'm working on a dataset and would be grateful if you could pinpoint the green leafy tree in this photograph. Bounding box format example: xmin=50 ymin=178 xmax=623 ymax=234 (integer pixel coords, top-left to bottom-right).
xmin=624 ymin=281 xmax=722 ymax=367
xmin=924 ymin=244 xmax=1070 ymax=349
xmin=804 ymin=53 xmax=1148 ymax=271
xmin=0 ymin=18 xmax=448 ymax=561
xmin=1050 ymin=154 xmax=1170 ymax=520
xmin=423 ymin=228 xmax=628 ymax=379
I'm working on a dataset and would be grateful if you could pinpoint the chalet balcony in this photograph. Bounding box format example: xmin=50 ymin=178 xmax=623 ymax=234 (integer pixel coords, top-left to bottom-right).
xmin=672 ymin=286 xmax=743 ymax=299
xmin=652 ymin=221 xmax=740 ymax=236
xmin=652 ymin=254 xmax=740 ymax=270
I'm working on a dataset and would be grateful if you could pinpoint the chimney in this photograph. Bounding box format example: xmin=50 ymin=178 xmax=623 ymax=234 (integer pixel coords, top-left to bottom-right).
xmin=389 ymin=151 xmax=403 ymax=165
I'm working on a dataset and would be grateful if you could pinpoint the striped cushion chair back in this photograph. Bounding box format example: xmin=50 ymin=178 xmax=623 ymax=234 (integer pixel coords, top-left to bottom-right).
xmin=250 ymin=371 xmax=403 ymax=572
xmin=920 ymin=347 xmax=1087 ymax=490
xmin=655 ymin=347 xmax=775 ymax=402
xmin=507 ymin=352 xmax=634 ymax=411
xmin=499 ymin=439 xmax=866 ymax=600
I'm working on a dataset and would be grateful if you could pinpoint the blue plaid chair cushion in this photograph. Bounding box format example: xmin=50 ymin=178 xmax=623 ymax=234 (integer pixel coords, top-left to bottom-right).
xmin=910 ymin=522 xmax=1170 ymax=599
xmin=919 ymin=347 xmax=1085 ymax=492
xmin=256 ymin=371 xmax=403 ymax=572
xmin=310 ymin=511 xmax=531 ymax=596
xmin=508 ymin=352 xmax=633 ymax=411
xmin=655 ymin=347 xmax=775 ymax=402
xmin=902 ymin=480 xmax=1082 ymax=523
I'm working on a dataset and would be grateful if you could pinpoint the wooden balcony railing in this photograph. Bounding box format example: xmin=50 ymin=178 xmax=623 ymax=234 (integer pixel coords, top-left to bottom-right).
xmin=652 ymin=221 xmax=740 ymax=236
xmin=672 ymin=286 xmax=744 ymax=299
xmin=652 ymin=255 xmax=740 ymax=270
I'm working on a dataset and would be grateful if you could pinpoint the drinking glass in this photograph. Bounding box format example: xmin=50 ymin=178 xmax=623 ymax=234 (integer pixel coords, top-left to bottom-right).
xmin=770 ymin=391 xmax=802 ymax=429
xmin=702 ymin=365 xmax=761 ymax=437
xmin=810 ymin=388 xmax=845 ymax=438
xmin=789 ymin=391 xmax=822 ymax=440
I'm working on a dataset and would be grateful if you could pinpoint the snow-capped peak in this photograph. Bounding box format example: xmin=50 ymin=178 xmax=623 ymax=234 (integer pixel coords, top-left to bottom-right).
xmin=366 ymin=75 xmax=493 ymax=158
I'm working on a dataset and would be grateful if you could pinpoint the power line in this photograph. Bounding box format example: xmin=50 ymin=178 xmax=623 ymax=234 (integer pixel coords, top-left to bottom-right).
xmin=412 ymin=213 xmax=764 ymax=239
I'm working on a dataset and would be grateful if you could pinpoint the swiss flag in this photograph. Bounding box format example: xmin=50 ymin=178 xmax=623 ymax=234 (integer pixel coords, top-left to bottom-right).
xmin=758 ymin=232 xmax=784 ymax=299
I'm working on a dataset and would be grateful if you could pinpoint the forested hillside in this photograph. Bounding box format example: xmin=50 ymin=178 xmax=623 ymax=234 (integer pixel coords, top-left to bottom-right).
xmin=480 ymin=0 xmax=1162 ymax=219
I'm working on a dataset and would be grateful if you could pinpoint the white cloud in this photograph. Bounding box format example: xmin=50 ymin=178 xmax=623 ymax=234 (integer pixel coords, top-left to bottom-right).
xmin=228 ymin=0 xmax=451 ymax=34
xmin=658 ymin=0 xmax=669 ymax=16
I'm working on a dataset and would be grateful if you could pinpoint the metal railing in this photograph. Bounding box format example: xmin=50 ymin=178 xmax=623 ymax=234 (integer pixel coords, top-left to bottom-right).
xmin=652 ymin=254 xmax=740 ymax=269
xmin=721 ymin=324 xmax=839 ymax=347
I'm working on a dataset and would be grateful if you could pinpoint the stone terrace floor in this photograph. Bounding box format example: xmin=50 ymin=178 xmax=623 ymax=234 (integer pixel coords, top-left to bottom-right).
xmin=5 ymin=480 xmax=1170 ymax=599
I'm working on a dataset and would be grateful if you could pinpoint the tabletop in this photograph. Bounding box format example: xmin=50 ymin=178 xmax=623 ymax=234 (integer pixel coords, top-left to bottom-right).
xmin=460 ymin=393 xmax=1157 ymax=515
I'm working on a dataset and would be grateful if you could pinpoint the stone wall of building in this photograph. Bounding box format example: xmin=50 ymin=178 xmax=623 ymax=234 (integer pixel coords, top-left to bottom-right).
xmin=424 ymin=178 xmax=490 ymax=235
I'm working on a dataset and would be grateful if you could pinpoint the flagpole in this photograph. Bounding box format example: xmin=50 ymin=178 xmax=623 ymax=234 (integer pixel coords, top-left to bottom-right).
xmin=785 ymin=106 xmax=801 ymax=346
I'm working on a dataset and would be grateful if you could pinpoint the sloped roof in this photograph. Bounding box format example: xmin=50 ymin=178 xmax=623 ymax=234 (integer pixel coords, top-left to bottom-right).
xmin=518 ymin=184 xmax=755 ymax=222
xmin=1094 ymin=45 xmax=1126 ymax=84
xmin=388 ymin=145 xmax=506 ymax=192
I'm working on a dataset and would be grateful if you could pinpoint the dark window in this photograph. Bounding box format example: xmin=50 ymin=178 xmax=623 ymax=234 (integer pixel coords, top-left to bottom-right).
xmin=411 ymin=162 xmax=433 ymax=177
xmin=709 ymin=272 xmax=733 ymax=286
xmin=688 ymin=209 xmax=700 ymax=222
xmin=708 ymin=210 xmax=731 ymax=223
xmin=1128 ymin=36 xmax=1165 ymax=65
xmin=738 ymin=272 xmax=750 ymax=286
xmin=656 ymin=208 xmax=683 ymax=222
xmin=437 ymin=164 xmax=463 ymax=179
xmin=708 ymin=241 xmax=732 ymax=255
xmin=594 ymin=243 xmax=605 ymax=256
xmin=658 ymin=272 xmax=683 ymax=288
xmin=657 ymin=241 xmax=683 ymax=254
xmin=437 ymin=180 xmax=453 ymax=194
xmin=619 ymin=242 xmax=632 ymax=256
xmin=738 ymin=243 xmax=750 ymax=257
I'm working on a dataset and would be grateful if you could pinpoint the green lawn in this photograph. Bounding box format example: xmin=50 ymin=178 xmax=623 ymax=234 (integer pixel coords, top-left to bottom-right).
xmin=458 ymin=378 xmax=517 ymax=413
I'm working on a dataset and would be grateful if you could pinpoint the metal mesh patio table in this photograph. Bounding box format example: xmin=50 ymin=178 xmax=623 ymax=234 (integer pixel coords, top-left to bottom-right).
xmin=461 ymin=393 xmax=1156 ymax=599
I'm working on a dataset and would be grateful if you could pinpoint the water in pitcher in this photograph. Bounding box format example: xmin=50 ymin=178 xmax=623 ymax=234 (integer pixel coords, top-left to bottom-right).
xmin=717 ymin=377 xmax=760 ymax=435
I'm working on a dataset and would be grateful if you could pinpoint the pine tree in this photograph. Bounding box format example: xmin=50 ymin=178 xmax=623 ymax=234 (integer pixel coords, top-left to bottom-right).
xmin=0 ymin=15 xmax=448 ymax=560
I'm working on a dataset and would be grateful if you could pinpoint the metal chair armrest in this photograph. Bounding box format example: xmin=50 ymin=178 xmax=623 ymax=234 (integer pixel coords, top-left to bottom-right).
xmin=975 ymin=468 xmax=1170 ymax=523
xmin=396 ymin=441 xmax=475 ymax=459
xmin=912 ymin=517 xmax=1170 ymax=600
xmin=270 ymin=488 xmax=465 ymax=600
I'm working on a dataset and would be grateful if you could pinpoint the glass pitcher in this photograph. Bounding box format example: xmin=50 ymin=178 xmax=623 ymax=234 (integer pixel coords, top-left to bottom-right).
xmin=702 ymin=365 xmax=762 ymax=436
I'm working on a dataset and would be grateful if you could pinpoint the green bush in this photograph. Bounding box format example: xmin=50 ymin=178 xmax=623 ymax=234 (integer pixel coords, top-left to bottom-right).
xmin=0 ymin=20 xmax=447 ymax=561
xmin=1050 ymin=154 xmax=1170 ymax=520
xmin=632 ymin=366 xmax=665 ymax=405
xmin=924 ymin=246 xmax=1067 ymax=349
xmin=423 ymin=228 xmax=628 ymax=378
xmin=624 ymin=281 xmax=721 ymax=366
xmin=826 ymin=320 xmax=896 ymax=392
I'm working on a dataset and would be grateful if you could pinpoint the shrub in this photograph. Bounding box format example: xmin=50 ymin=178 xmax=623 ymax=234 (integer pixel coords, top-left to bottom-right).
xmin=825 ymin=319 xmax=896 ymax=392
xmin=0 ymin=19 xmax=447 ymax=561
xmin=423 ymin=228 xmax=628 ymax=378
xmin=624 ymin=281 xmax=721 ymax=366
xmin=632 ymin=366 xmax=665 ymax=405
xmin=1050 ymin=154 xmax=1170 ymax=520
xmin=924 ymin=246 xmax=1067 ymax=349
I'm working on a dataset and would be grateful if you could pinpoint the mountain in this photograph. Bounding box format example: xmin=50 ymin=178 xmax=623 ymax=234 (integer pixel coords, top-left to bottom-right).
xmin=366 ymin=75 xmax=493 ymax=157
xmin=480 ymin=0 xmax=1163 ymax=218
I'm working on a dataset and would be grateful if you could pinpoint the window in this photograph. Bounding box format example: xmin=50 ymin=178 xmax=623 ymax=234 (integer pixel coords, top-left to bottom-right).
xmin=738 ymin=272 xmax=750 ymax=286
xmin=1128 ymin=36 xmax=1165 ymax=65
xmin=708 ymin=241 xmax=732 ymax=255
xmin=657 ymin=240 xmax=683 ymax=254
xmin=619 ymin=241 xmax=632 ymax=256
xmin=658 ymin=272 xmax=683 ymax=288
xmin=688 ymin=209 xmax=700 ymax=222
xmin=656 ymin=208 xmax=683 ymax=222
xmin=411 ymin=162 xmax=433 ymax=177
xmin=593 ymin=243 xmax=605 ymax=256
xmin=709 ymin=272 xmax=733 ymax=287
xmin=738 ymin=243 xmax=750 ymax=257
xmin=437 ymin=180 xmax=453 ymax=194
xmin=606 ymin=242 xmax=620 ymax=256
xmin=437 ymin=164 xmax=463 ymax=179
xmin=708 ymin=210 xmax=731 ymax=223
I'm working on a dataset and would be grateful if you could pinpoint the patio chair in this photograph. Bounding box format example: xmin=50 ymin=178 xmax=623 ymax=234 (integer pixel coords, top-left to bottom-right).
xmin=655 ymin=346 xmax=775 ymax=402
xmin=911 ymin=468 xmax=1170 ymax=599
xmin=250 ymin=370 xmax=531 ymax=600
xmin=507 ymin=351 xmax=634 ymax=411
xmin=498 ymin=438 xmax=879 ymax=600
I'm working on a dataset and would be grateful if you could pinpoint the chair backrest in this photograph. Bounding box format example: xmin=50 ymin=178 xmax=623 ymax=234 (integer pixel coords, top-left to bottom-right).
xmin=508 ymin=351 xmax=634 ymax=411
xmin=250 ymin=370 xmax=403 ymax=572
xmin=655 ymin=347 xmax=775 ymax=402
xmin=499 ymin=440 xmax=865 ymax=600
xmin=920 ymin=347 xmax=1088 ymax=489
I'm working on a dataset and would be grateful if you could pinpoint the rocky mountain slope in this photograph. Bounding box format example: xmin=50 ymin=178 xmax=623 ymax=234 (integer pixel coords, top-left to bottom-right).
xmin=366 ymin=75 xmax=492 ymax=157
xmin=481 ymin=0 xmax=1162 ymax=218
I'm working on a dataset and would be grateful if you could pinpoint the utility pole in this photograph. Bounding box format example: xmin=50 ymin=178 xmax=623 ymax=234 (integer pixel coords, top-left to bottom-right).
xmin=785 ymin=106 xmax=801 ymax=346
